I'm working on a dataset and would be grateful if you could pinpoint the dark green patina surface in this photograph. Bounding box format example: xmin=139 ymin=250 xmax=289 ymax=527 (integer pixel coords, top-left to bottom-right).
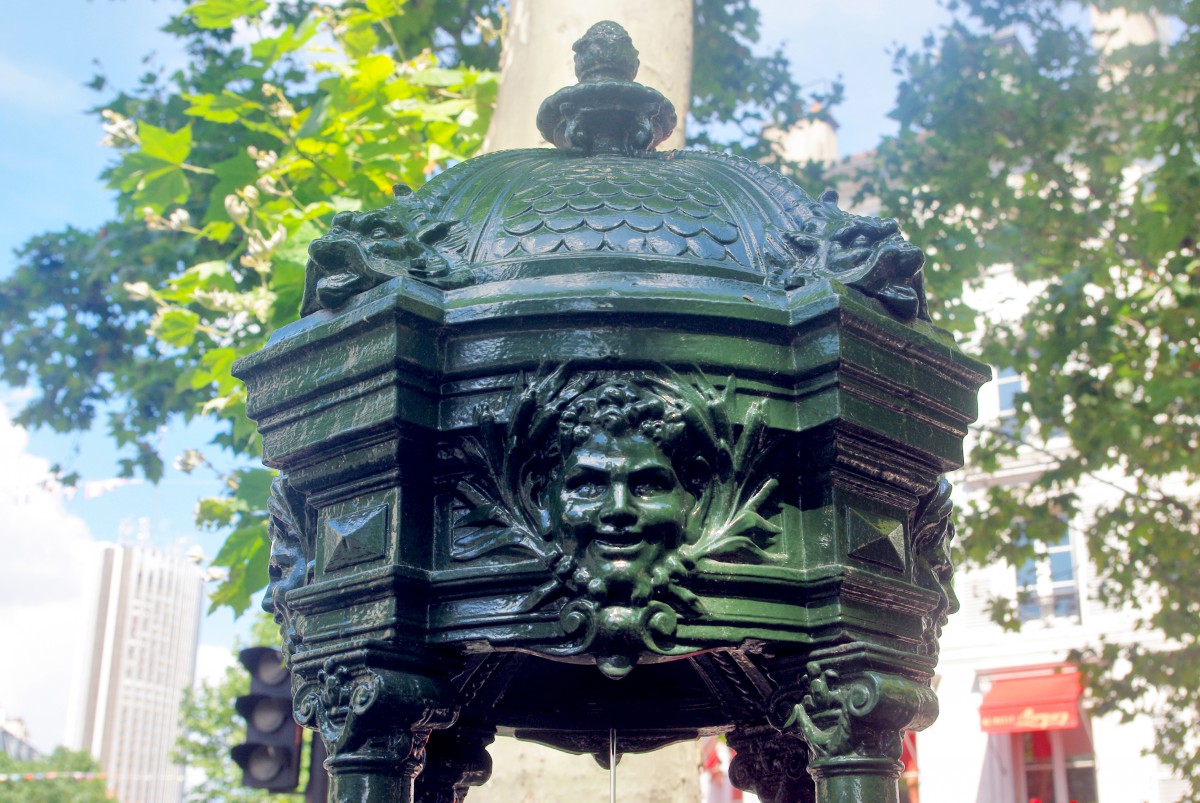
xmin=235 ymin=20 xmax=989 ymax=803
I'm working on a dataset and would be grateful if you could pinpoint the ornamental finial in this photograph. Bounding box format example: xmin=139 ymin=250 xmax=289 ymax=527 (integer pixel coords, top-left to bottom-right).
xmin=573 ymin=21 xmax=640 ymax=83
xmin=536 ymin=20 xmax=677 ymax=156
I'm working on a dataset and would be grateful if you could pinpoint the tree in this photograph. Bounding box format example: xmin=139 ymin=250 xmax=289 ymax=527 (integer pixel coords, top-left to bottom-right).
xmin=0 ymin=748 xmax=109 ymax=803
xmin=859 ymin=0 xmax=1199 ymax=790
xmin=0 ymin=0 xmax=819 ymax=616
xmin=1 ymin=0 xmax=499 ymax=615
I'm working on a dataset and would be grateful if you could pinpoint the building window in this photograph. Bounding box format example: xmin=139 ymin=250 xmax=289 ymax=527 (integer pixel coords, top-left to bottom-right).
xmin=996 ymin=367 xmax=1022 ymax=418
xmin=1016 ymin=530 xmax=1080 ymax=623
xmin=1014 ymin=726 xmax=1098 ymax=803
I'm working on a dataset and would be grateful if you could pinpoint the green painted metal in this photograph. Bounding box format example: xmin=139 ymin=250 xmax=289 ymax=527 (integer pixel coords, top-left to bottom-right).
xmin=235 ymin=20 xmax=989 ymax=803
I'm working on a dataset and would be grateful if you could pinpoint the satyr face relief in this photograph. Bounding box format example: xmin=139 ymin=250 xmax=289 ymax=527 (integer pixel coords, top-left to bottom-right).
xmin=448 ymin=368 xmax=784 ymax=678
xmin=553 ymin=429 xmax=692 ymax=604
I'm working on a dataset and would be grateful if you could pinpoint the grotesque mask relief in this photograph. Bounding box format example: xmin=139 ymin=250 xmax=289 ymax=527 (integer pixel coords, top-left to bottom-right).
xmin=264 ymin=475 xmax=313 ymax=663
xmin=448 ymin=367 xmax=785 ymax=678
xmin=300 ymin=185 xmax=472 ymax=316
xmin=910 ymin=477 xmax=959 ymax=658
xmin=771 ymin=187 xmax=929 ymax=321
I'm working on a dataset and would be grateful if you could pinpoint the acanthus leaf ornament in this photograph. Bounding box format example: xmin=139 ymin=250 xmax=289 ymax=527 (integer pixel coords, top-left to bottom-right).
xmin=448 ymin=366 xmax=784 ymax=677
xmin=294 ymin=660 xmax=456 ymax=760
xmin=727 ymin=726 xmax=816 ymax=803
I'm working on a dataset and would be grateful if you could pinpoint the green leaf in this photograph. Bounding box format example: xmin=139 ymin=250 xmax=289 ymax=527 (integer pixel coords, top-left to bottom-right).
xmin=137 ymin=164 xmax=190 ymax=209
xmin=195 ymin=496 xmax=248 ymax=529
xmin=137 ymin=121 xmax=192 ymax=165
xmin=152 ymin=308 xmax=201 ymax=347
xmin=188 ymin=0 xmax=268 ymax=29
xmin=250 ymin=17 xmax=320 ymax=68
xmin=353 ymin=54 xmax=396 ymax=92
xmin=198 ymin=220 xmax=235 ymax=242
xmin=203 ymin=152 xmax=259 ymax=225
xmin=408 ymin=68 xmax=469 ymax=88
xmin=199 ymin=347 xmax=240 ymax=395
xmin=233 ymin=467 xmax=275 ymax=507
xmin=365 ymin=0 xmax=407 ymax=18
xmin=340 ymin=20 xmax=379 ymax=58
xmin=183 ymin=91 xmax=263 ymax=124
xmin=209 ymin=525 xmax=270 ymax=617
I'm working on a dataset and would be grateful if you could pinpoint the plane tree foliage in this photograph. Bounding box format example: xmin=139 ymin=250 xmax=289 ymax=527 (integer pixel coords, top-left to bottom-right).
xmin=0 ymin=0 xmax=816 ymax=616
xmin=859 ymin=0 xmax=1199 ymax=788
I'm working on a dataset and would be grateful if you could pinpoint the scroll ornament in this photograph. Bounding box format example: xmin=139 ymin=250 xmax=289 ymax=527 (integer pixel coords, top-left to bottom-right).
xmin=769 ymin=663 xmax=938 ymax=764
xmin=294 ymin=660 xmax=456 ymax=762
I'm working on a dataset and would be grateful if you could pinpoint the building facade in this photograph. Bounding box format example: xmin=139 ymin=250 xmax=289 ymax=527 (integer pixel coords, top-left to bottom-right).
xmin=74 ymin=542 xmax=204 ymax=803
xmin=0 ymin=711 xmax=39 ymax=762
xmin=911 ymin=338 xmax=1187 ymax=803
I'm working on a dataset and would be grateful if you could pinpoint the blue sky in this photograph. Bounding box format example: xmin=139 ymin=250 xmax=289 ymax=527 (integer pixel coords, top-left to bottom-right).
xmin=0 ymin=0 xmax=954 ymax=752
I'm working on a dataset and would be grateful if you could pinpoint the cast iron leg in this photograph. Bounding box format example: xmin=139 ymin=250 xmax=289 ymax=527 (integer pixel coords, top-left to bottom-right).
xmin=768 ymin=660 xmax=937 ymax=803
xmin=293 ymin=660 xmax=457 ymax=803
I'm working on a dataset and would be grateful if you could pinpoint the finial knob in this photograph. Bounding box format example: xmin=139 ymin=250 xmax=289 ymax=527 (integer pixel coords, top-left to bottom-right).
xmin=573 ymin=21 xmax=640 ymax=83
xmin=536 ymin=20 xmax=677 ymax=156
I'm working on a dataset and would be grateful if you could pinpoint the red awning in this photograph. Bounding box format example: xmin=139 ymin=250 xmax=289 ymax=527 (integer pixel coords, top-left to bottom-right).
xmin=979 ymin=672 xmax=1082 ymax=734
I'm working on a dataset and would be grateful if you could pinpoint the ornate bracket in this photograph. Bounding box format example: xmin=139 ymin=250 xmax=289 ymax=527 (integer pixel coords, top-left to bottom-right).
xmin=294 ymin=660 xmax=457 ymax=766
xmin=769 ymin=662 xmax=936 ymax=774
xmin=727 ymin=726 xmax=816 ymax=803
xmin=911 ymin=476 xmax=959 ymax=658
xmin=264 ymin=475 xmax=312 ymax=663
xmin=414 ymin=726 xmax=495 ymax=803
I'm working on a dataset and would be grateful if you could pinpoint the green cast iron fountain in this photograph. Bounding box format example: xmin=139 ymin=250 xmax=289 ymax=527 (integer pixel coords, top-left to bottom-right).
xmin=234 ymin=20 xmax=989 ymax=803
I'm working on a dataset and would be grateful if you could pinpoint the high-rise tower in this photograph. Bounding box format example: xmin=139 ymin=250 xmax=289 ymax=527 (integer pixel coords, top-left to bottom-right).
xmin=75 ymin=541 xmax=203 ymax=803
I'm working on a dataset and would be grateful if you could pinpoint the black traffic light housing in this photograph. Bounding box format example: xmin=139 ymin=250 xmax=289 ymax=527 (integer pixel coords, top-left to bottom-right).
xmin=232 ymin=646 xmax=302 ymax=792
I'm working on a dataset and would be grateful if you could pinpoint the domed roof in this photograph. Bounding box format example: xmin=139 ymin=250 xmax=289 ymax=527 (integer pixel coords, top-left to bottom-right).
xmin=300 ymin=22 xmax=930 ymax=322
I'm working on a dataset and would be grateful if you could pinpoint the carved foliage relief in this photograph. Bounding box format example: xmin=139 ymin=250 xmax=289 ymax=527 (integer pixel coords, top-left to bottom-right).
xmin=446 ymin=367 xmax=785 ymax=678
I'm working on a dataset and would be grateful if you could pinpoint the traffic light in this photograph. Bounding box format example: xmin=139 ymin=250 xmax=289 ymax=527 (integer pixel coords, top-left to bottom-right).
xmin=231 ymin=646 xmax=302 ymax=792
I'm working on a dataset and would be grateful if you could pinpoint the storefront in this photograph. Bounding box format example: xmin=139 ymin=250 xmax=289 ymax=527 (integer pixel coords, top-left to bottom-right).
xmin=977 ymin=668 xmax=1097 ymax=803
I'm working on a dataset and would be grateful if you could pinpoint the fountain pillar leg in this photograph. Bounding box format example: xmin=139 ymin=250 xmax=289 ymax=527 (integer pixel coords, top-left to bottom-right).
xmin=293 ymin=661 xmax=457 ymax=803
xmin=768 ymin=656 xmax=937 ymax=803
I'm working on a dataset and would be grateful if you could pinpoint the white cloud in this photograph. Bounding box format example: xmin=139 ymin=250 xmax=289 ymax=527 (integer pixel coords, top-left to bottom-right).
xmin=0 ymin=407 xmax=99 ymax=752
xmin=194 ymin=642 xmax=237 ymax=688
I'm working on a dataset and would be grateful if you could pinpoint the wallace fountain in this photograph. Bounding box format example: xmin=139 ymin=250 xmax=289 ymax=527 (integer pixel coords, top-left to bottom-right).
xmin=234 ymin=20 xmax=989 ymax=803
